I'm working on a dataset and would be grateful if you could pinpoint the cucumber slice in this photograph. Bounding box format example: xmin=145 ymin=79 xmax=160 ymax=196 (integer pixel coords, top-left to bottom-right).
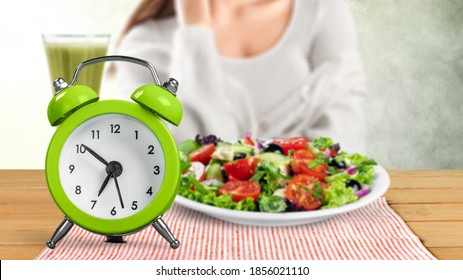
xmin=258 ymin=152 xmax=291 ymax=176
xmin=206 ymin=162 xmax=224 ymax=182
xmin=258 ymin=152 xmax=289 ymax=166
xmin=216 ymin=142 xmax=254 ymax=156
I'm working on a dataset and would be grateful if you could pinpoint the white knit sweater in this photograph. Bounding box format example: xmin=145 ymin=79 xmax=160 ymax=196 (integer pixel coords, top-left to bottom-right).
xmin=116 ymin=0 xmax=366 ymax=153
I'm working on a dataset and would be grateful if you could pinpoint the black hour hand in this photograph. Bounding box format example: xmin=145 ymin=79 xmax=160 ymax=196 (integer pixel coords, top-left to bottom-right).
xmin=97 ymin=173 xmax=112 ymax=197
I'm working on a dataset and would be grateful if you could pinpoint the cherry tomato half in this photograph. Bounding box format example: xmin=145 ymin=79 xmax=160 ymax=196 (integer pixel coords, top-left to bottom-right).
xmin=223 ymin=157 xmax=260 ymax=181
xmin=291 ymin=150 xmax=328 ymax=181
xmin=189 ymin=144 xmax=215 ymax=165
xmin=243 ymin=137 xmax=255 ymax=146
xmin=285 ymin=174 xmax=324 ymax=210
xmin=321 ymin=147 xmax=339 ymax=157
xmin=219 ymin=181 xmax=261 ymax=202
xmin=272 ymin=137 xmax=308 ymax=155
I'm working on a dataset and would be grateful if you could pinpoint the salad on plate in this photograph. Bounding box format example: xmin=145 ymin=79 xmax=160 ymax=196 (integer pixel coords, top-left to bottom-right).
xmin=177 ymin=133 xmax=377 ymax=213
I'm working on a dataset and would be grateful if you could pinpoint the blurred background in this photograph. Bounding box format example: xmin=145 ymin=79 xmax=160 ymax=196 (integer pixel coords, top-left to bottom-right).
xmin=0 ymin=0 xmax=461 ymax=169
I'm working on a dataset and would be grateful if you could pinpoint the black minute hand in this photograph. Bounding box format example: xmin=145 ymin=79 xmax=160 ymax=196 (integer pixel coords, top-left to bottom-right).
xmin=81 ymin=144 xmax=109 ymax=166
xmin=113 ymin=176 xmax=124 ymax=209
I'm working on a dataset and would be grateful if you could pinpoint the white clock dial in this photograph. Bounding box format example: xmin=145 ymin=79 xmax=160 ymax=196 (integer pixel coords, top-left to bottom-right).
xmin=58 ymin=114 xmax=165 ymax=219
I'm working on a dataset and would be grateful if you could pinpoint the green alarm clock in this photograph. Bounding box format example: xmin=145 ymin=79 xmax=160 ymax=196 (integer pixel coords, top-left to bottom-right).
xmin=45 ymin=56 xmax=183 ymax=249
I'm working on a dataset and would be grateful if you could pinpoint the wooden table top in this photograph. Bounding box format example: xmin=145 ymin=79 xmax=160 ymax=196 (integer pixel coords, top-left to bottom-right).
xmin=0 ymin=170 xmax=462 ymax=260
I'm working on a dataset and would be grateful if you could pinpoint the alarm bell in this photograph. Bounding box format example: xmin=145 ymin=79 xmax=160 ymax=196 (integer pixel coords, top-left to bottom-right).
xmin=47 ymin=79 xmax=99 ymax=126
xmin=131 ymin=81 xmax=182 ymax=126
xmin=46 ymin=55 xmax=183 ymax=127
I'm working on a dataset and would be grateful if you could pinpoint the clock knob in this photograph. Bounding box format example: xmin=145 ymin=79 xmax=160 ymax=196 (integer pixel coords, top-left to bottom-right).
xmin=131 ymin=83 xmax=183 ymax=126
xmin=162 ymin=78 xmax=178 ymax=95
xmin=53 ymin=78 xmax=69 ymax=93
xmin=47 ymin=78 xmax=99 ymax=126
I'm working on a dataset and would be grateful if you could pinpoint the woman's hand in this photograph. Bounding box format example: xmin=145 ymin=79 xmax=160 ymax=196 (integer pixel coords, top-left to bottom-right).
xmin=175 ymin=0 xmax=212 ymax=26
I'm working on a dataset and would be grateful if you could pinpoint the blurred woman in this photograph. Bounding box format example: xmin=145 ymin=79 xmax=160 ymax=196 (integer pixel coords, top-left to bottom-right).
xmin=117 ymin=0 xmax=366 ymax=152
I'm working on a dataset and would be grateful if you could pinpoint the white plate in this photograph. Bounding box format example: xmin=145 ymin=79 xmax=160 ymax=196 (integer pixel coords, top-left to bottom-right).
xmin=174 ymin=165 xmax=390 ymax=226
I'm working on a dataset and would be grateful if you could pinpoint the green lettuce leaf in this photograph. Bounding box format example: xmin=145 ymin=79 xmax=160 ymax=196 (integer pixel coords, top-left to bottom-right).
xmin=347 ymin=153 xmax=377 ymax=184
xmin=178 ymin=174 xmax=256 ymax=211
xmin=253 ymin=161 xmax=290 ymax=195
xmin=179 ymin=151 xmax=191 ymax=172
xmin=178 ymin=139 xmax=200 ymax=155
xmin=322 ymin=182 xmax=358 ymax=209
xmin=352 ymin=165 xmax=375 ymax=184
xmin=232 ymin=197 xmax=257 ymax=211
xmin=258 ymin=195 xmax=286 ymax=213
xmin=311 ymin=137 xmax=334 ymax=150
xmin=325 ymin=172 xmax=350 ymax=184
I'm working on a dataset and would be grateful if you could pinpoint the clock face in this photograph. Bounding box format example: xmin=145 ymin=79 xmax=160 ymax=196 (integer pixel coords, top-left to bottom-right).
xmin=58 ymin=114 xmax=165 ymax=220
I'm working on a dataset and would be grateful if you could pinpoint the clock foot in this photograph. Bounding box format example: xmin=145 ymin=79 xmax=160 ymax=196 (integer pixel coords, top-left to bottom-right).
xmin=105 ymin=235 xmax=125 ymax=243
xmin=47 ymin=217 xmax=74 ymax=249
xmin=152 ymin=217 xmax=180 ymax=249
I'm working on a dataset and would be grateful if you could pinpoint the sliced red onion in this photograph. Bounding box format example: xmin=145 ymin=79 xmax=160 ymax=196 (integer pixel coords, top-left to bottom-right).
xmin=245 ymin=131 xmax=252 ymax=139
xmin=323 ymin=149 xmax=331 ymax=157
xmin=356 ymin=188 xmax=370 ymax=197
xmin=254 ymin=143 xmax=261 ymax=155
xmin=347 ymin=166 xmax=357 ymax=175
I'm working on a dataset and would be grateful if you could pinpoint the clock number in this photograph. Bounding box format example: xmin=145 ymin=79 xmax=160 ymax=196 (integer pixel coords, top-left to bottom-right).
xmin=146 ymin=186 xmax=153 ymax=196
xmin=135 ymin=130 xmax=139 ymax=140
xmin=110 ymin=207 xmax=117 ymax=216
xmin=131 ymin=201 xmax=138 ymax=210
xmin=75 ymin=185 xmax=82 ymax=195
xmin=91 ymin=200 xmax=97 ymax=209
xmin=76 ymin=144 xmax=85 ymax=153
xmin=148 ymin=145 xmax=155 ymax=154
xmin=91 ymin=130 xmax=100 ymax=139
xmin=110 ymin=124 xmax=120 ymax=134
xmin=153 ymin=165 xmax=160 ymax=175
xmin=69 ymin=164 xmax=75 ymax=173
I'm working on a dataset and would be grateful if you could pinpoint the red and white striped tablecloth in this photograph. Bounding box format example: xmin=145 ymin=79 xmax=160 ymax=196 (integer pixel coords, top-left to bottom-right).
xmin=35 ymin=198 xmax=436 ymax=260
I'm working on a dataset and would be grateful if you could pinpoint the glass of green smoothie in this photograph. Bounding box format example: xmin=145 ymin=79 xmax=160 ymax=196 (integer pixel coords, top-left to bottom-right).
xmin=43 ymin=34 xmax=110 ymax=94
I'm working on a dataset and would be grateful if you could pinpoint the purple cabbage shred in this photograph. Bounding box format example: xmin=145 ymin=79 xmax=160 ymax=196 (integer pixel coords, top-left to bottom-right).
xmin=195 ymin=134 xmax=221 ymax=145
xmin=331 ymin=143 xmax=341 ymax=152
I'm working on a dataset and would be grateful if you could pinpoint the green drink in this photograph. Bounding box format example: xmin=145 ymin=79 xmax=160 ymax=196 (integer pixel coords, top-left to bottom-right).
xmin=43 ymin=34 xmax=110 ymax=94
